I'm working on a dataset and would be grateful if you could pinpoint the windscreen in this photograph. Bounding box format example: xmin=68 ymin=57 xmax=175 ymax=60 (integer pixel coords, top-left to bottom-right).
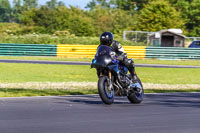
xmin=95 ymin=45 xmax=114 ymax=57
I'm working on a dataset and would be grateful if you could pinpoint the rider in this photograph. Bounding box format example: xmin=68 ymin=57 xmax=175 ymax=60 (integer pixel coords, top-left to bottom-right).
xmin=99 ymin=32 xmax=137 ymax=81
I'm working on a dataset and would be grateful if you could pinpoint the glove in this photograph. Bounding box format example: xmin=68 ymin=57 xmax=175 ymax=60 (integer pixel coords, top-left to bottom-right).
xmin=116 ymin=53 xmax=127 ymax=61
xmin=116 ymin=55 xmax=124 ymax=61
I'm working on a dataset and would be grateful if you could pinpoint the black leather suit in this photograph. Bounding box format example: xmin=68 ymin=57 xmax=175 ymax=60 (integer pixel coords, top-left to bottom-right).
xmin=102 ymin=40 xmax=136 ymax=77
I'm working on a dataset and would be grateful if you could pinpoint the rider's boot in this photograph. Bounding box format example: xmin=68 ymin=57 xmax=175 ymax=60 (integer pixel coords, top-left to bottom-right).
xmin=123 ymin=58 xmax=137 ymax=82
xmin=131 ymin=71 xmax=137 ymax=82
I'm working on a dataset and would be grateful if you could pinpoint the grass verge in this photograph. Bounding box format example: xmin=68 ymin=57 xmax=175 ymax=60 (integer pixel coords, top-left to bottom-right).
xmin=1 ymin=63 xmax=200 ymax=84
xmin=144 ymin=89 xmax=200 ymax=93
xmin=0 ymin=88 xmax=98 ymax=97
xmin=1 ymin=88 xmax=200 ymax=97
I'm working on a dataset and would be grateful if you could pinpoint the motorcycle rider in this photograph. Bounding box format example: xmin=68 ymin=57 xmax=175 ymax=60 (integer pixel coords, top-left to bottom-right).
xmin=99 ymin=32 xmax=137 ymax=81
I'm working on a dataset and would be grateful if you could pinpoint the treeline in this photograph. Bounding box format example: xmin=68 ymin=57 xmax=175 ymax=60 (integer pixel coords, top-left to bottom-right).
xmin=1 ymin=0 xmax=200 ymax=37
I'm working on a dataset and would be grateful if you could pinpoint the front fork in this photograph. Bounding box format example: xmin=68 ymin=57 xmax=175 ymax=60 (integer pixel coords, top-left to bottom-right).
xmin=100 ymin=71 xmax=113 ymax=91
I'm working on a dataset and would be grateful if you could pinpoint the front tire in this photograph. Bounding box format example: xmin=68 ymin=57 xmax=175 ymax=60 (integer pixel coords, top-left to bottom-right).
xmin=98 ymin=76 xmax=114 ymax=104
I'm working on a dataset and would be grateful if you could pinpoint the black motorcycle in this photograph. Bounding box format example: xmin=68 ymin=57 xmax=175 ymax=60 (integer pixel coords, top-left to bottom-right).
xmin=91 ymin=45 xmax=144 ymax=104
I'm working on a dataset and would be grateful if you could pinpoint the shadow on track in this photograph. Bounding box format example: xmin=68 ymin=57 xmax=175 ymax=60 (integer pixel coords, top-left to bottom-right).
xmin=54 ymin=93 xmax=200 ymax=108
xmin=145 ymin=93 xmax=200 ymax=108
xmin=55 ymin=95 xmax=132 ymax=105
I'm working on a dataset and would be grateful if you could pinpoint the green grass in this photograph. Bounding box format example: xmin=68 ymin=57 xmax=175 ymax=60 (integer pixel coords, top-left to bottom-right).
xmin=144 ymin=89 xmax=200 ymax=93
xmin=0 ymin=56 xmax=92 ymax=62
xmin=0 ymin=63 xmax=97 ymax=83
xmin=0 ymin=62 xmax=200 ymax=97
xmin=0 ymin=88 xmax=98 ymax=97
xmin=136 ymin=67 xmax=200 ymax=84
xmin=1 ymin=88 xmax=200 ymax=97
xmin=0 ymin=63 xmax=199 ymax=84
xmin=134 ymin=59 xmax=200 ymax=66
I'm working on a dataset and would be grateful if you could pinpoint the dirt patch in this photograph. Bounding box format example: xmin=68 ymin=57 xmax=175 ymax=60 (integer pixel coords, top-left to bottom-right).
xmin=0 ymin=82 xmax=97 ymax=90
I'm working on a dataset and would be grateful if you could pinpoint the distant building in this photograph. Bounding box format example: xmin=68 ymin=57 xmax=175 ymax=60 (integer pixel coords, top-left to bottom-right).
xmin=149 ymin=29 xmax=185 ymax=47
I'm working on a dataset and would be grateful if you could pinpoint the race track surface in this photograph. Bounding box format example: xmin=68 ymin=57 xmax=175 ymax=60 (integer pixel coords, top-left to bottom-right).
xmin=0 ymin=93 xmax=200 ymax=133
xmin=1 ymin=59 xmax=200 ymax=68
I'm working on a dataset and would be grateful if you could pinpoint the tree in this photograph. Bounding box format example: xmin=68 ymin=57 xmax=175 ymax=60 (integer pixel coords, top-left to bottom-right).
xmin=57 ymin=1 xmax=65 ymax=6
xmin=166 ymin=0 xmax=200 ymax=36
xmin=46 ymin=0 xmax=57 ymax=9
xmin=86 ymin=0 xmax=150 ymax=11
xmin=22 ymin=0 xmax=38 ymax=10
xmin=86 ymin=0 xmax=113 ymax=10
xmin=0 ymin=0 xmax=11 ymax=22
xmin=135 ymin=0 xmax=185 ymax=32
xmin=114 ymin=0 xmax=136 ymax=10
xmin=20 ymin=6 xmax=95 ymax=36
xmin=184 ymin=0 xmax=200 ymax=36
xmin=12 ymin=0 xmax=23 ymax=22
xmin=85 ymin=0 xmax=97 ymax=9
xmin=88 ymin=7 xmax=136 ymax=35
xmin=46 ymin=0 xmax=65 ymax=9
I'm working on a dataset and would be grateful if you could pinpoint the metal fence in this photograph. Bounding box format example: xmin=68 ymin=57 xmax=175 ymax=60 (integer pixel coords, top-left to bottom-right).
xmin=123 ymin=30 xmax=200 ymax=47
xmin=123 ymin=31 xmax=154 ymax=46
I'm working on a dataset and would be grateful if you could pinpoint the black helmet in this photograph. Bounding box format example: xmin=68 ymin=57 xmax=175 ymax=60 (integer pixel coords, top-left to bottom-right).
xmin=100 ymin=32 xmax=113 ymax=46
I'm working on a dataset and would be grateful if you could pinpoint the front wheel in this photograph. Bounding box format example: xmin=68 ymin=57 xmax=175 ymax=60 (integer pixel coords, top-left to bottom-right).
xmin=127 ymin=75 xmax=144 ymax=104
xmin=98 ymin=76 xmax=114 ymax=104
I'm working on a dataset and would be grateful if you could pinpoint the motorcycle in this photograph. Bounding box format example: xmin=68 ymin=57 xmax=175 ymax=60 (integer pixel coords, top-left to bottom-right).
xmin=91 ymin=45 xmax=144 ymax=104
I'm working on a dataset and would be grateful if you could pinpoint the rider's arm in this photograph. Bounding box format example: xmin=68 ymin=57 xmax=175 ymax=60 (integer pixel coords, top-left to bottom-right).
xmin=112 ymin=40 xmax=127 ymax=61
xmin=112 ymin=40 xmax=126 ymax=55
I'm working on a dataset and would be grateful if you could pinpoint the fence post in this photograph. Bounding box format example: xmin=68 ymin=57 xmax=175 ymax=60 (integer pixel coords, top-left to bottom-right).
xmin=123 ymin=31 xmax=126 ymax=41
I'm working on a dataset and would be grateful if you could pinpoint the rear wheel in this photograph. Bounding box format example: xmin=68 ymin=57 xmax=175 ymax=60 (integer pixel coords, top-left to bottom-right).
xmin=127 ymin=75 xmax=144 ymax=104
xmin=98 ymin=76 xmax=114 ymax=104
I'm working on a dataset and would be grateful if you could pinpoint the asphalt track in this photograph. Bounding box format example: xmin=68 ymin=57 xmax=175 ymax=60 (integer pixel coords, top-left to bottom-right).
xmin=0 ymin=59 xmax=200 ymax=68
xmin=0 ymin=93 xmax=200 ymax=133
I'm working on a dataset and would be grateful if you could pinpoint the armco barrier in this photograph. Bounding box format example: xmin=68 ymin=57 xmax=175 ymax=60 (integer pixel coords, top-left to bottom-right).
xmin=0 ymin=43 xmax=57 ymax=56
xmin=57 ymin=44 xmax=98 ymax=58
xmin=57 ymin=44 xmax=146 ymax=59
xmin=146 ymin=47 xmax=200 ymax=60
xmin=0 ymin=43 xmax=200 ymax=60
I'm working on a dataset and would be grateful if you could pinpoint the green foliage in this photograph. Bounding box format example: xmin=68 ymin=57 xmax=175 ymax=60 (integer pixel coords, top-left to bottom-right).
xmin=0 ymin=63 xmax=200 ymax=84
xmin=0 ymin=23 xmax=21 ymax=35
xmin=86 ymin=0 xmax=112 ymax=9
xmin=22 ymin=0 xmax=38 ymax=10
xmin=19 ymin=6 xmax=95 ymax=36
xmin=0 ymin=0 xmax=11 ymax=22
xmin=114 ymin=0 xmax=136 ymax=10
xmin=46 ymin=0 xmax=57 ymax=8
xmin=135 ymin=0 xmax=185 ymax=32
xmin=2 ymin=0 xmax=200 ymax=38
xmin=184 ymin=0 xmax=200 ymax=36
xmin=0 ymin=24 xmax=141 ymax=45
xmin=86 ymin=0 xmax=149 ymax=11
xmin=88 ymin=7 xmax=136 ymax=35
xmin=12 ymin=0 xmax=23 ymax=22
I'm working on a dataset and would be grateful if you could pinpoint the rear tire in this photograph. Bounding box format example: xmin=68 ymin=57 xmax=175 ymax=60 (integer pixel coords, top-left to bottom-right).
xmin=127 ymin=76 xmax=144 ymax=104
xmin=98 ymin=76 xmax=114 ymax=104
